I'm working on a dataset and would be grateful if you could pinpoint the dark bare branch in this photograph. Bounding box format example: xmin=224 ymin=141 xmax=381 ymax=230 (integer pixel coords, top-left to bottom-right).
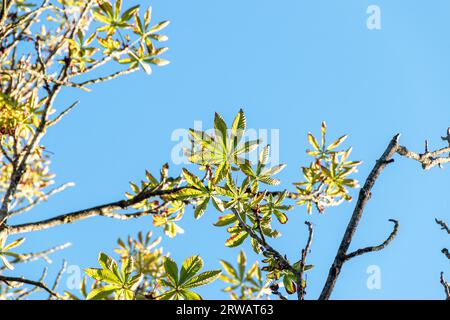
xmin=442 ymin=248 xmax=450 ymax=260
xmin=440 ymin=272 xmax=450 ymax=300
xmin=319 ymin=134 xmax=400 ymax=300
xmin=436 ymin=218 xmax=450 ymax=235
xmin=298 ymin=221 xmax=313 ymax=300
xmin=345 ymin=219 xmax=399 ymax=261
xmin=231 ymin=208 xmax=299 ymax=279
xmin=0 ymin=274 xmax=62 ymax=299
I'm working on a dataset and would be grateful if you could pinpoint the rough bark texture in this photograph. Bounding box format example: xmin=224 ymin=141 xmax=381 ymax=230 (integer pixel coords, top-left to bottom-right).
xmin=319 ymin=134 xmax=400 ymax=300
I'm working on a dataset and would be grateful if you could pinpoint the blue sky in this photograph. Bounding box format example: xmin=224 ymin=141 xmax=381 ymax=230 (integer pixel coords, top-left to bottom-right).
xmin=8 ymin=0 xmax=450 ymax=299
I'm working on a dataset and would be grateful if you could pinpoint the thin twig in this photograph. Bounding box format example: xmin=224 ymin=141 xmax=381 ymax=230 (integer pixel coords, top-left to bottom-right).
xmin=298 ymin=221 xmax=313 ymax=300
xmin=49 ymin=260 xmax=67 ymax=299
xmin=0 ymin=242 xmax=71 ymax=271
xmin=345 ymin=219 xmax=399 ymax=261
xmin=15 ymin=267 xmax=48 ymax=300
xmin=0 ymin=274 xmax=62 ymax=299
xmin=442 ymin=248 xmax=450 ymax=260
xmin=8 ymin=183 xmax=75 ymax=218
xmin=436 ymin=218 xmax=450 ymax=235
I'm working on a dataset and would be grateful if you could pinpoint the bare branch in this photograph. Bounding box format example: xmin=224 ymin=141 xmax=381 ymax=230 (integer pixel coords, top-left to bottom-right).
xmin=77 ymin=67 xmax=139 ymax=86
xmin=396 ymin=145 xmax=450 ymax=170
xmin=396 ymin=128 xmax=450 ymax=170
xmin=49 ymin=260 xmax=67 ymax=299
xmin=47 ymin=101 xmax=80 ymax=127
xmin=15 ymin=268 xmax=47 ymax=300
xmin=0 ymin=274 xmax=63 ymax=299
xmin=6 ymin=187 xmax=185 ymax=234
xmin=298 ymin=221 xmax=313 ymax=300
xmin=319 ymin=134 xmax=400 ymax=300
xmin=442 ymin=248 xmax=450 ymax=260
xmin=440 ymin=272 xmax=450 ymax=300
xmin=345 ymin=219 xmax=399 ymax=261
xmin=0 ymin=243 xmax=71 ymax=271
xmin=0 ymin=70 xmax=90 ymax=91
xmin=436 ymin=218 xmax=450 ymax=235
xmin=9 ymin=183 xmax=75 ymax=218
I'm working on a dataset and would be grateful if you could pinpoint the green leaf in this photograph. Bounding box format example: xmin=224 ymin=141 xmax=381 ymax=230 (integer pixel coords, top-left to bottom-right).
xmin=98 ymin=252 xmax=121 ymax=280
xmin=220 ymin=260 xmax=239 ymax=279
xmin=283 ymin=275 xmax=297 ymax=295
xmin=164 ymin=188 xmax=204 ymax=201
xmin=84 ymin=268 xmax=121 ymax=284
xmin=214 ymin=112 xmax=228 ymax=144
xmin=194 ymin=197 xmax=209 ymax=219
xmin=2 ymin=237 xmax=25 ymax=252
xmin=213 ymin=214 xmax=237 ymax=227
xmin=158 ymin=290 xmax=176 ymax=300
xmin=0 ymin=255 xmax=14 ymax=270
xmin=148 ymin=20 xmax=171 ymax=34
xmin=230 ymin=109 xmax=246 ymax=144
xmin=237 ymin=250 xmax=246 ymax=278
xmin=180 ymin=289 xmax=202 ymax=300
xmin=259 ymin=145 xmax=270 ymax=165
xmin=120 ymin=5 xmax=139 ymax=22
xmin=225 ymin=231 xmax=248 ymax=248
xmin=179 ymin=256 xmax=204 ymax=285
xmin=164 ymin=257 xmax=179 ymax=285
xmin=182 ymin=168 xmax=205 ymax=190
xmin=86 ymin=285 xmax=117 ymax=300
xmin=327 ymin=135 xmax=348 ymax=150
xmin=183 ymin=270 xmax=221 ymax=289
xmin=273 ymin=210 xmax=288 ymax=224
xmin=307 ymin=132 xmax=320 ymax=150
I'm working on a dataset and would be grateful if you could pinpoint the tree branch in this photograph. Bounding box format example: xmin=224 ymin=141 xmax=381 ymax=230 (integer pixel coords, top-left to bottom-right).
xmin=0 ymin=242 xmax=71 ymax=271
xmin=319 ymin=134 xmax=400 ymax=300
xmin=345 ymin=219 xmax=399 ymax=261
xmin=0 ymin=274 xmax=62 ymax=299
xmin=440 ymin=272 xmax=450 ymax=300
xmin=8 ymin=183 xmax=75 ymax=218
xmin=436 ymin=218 xmax=450 ymax=235
xmin=298 ymin=221 xmax=313 ymax=300
xmin=49 ymin=260 xmax=67 ymax=300
xmin=231 ymin=208 xmax=299 ymax=279
xmin=442 ymin=248 xmax=450 ymax=260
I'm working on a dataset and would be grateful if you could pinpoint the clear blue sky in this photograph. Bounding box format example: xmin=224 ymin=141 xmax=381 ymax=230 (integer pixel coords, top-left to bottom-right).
xmin=9 ymin=0 xmax=450 ymax=299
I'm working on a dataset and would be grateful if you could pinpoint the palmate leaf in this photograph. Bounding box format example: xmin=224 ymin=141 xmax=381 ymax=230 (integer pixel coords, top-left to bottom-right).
xmin=85 ymin=252 xmax=143 ymax=300
xmin=297 ymin=122 xmax=361 ymax=214
xmin=219 ymin=250 xmax=267 ymax=300
xmin=187 ymin=110 xmax=260 ymax=183
xmin=239 ymin=145 xmax=286 ymax=192
xmin=158 ymin=256 xmax=221 ymax=300
xmin=93 ymin=0 xmax=139 ymax=35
